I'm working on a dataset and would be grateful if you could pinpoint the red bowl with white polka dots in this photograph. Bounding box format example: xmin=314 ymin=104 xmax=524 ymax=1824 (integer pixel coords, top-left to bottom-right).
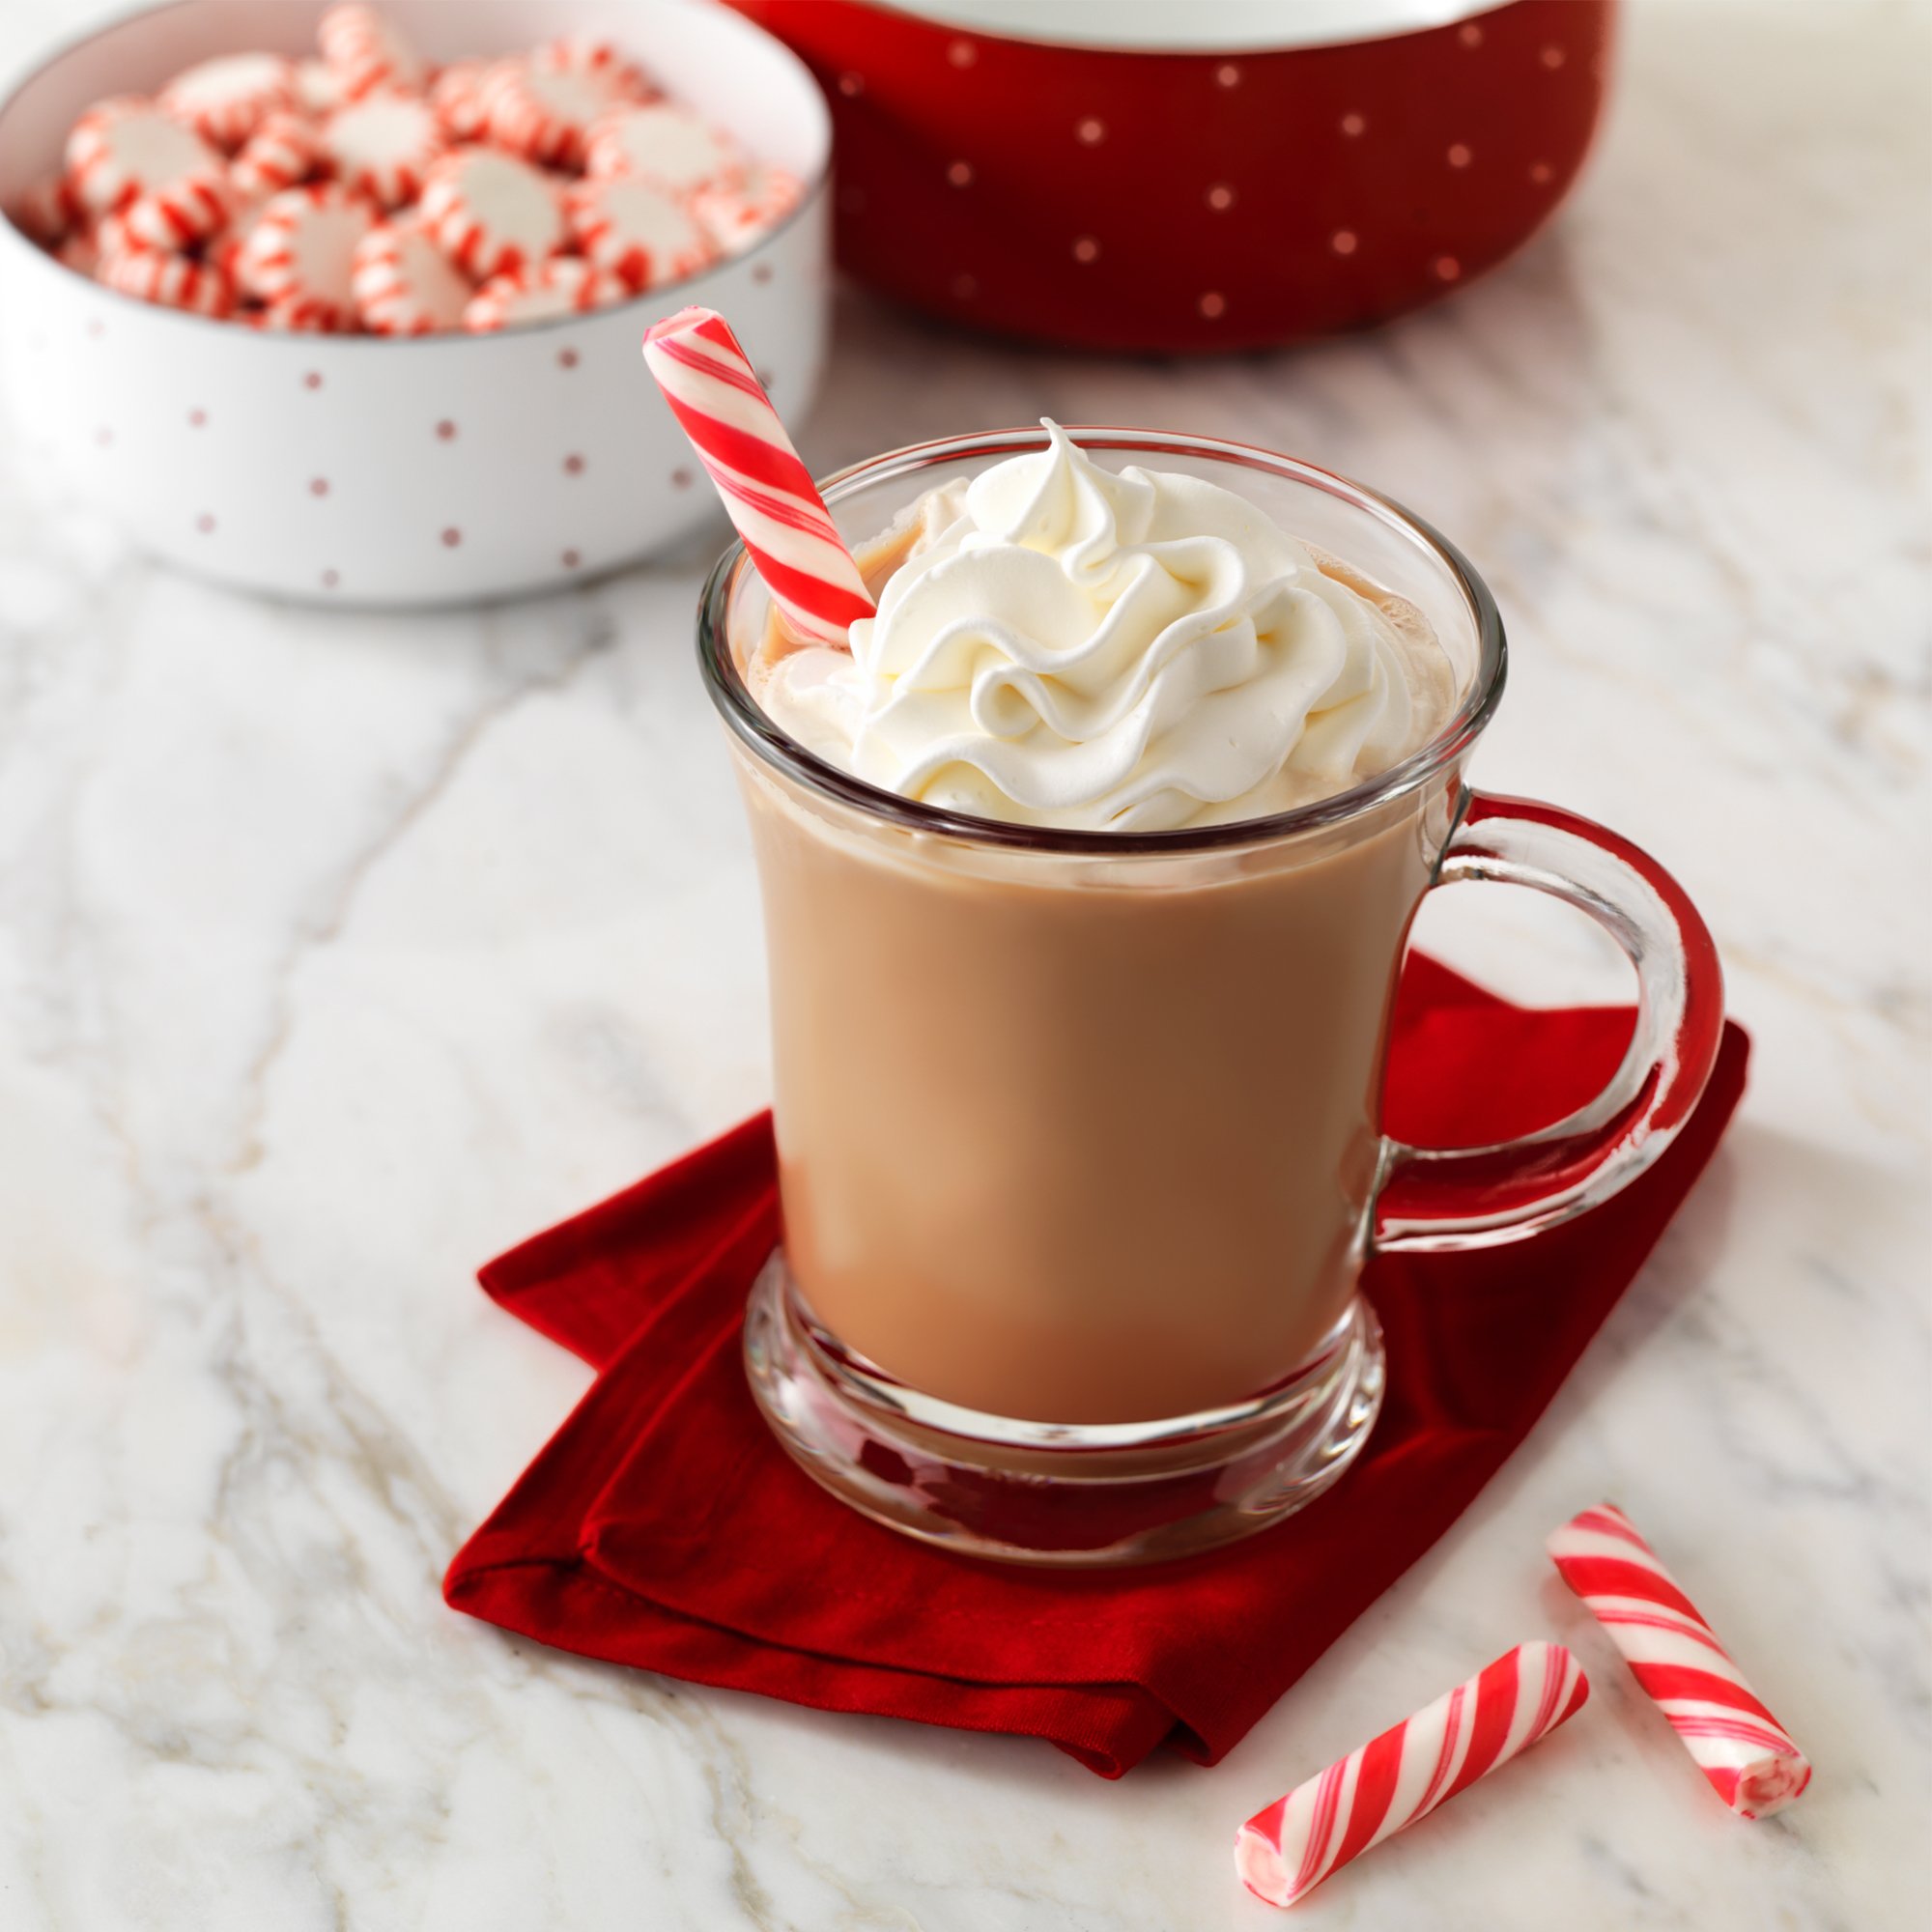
xmin=724 ymin=0 xmax=1614 ymax=353
xmin=0 ymin=0 xmax=830 ymax=606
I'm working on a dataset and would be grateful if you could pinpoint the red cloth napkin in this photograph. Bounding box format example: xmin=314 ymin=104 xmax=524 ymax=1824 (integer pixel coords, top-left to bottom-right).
xmin=445 ymin=955 xmax=1748 ymax=1777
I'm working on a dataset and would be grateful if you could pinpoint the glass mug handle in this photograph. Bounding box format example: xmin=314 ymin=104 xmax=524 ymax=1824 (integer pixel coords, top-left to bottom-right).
xmin=1375 ymin=791 xmax=1726 ymax=1251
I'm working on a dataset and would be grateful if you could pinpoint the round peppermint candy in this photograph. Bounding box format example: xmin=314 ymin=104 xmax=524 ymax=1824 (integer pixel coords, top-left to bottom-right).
xmin=483 ymin=40 xmax=654 ymax=171
xmin=10 ymin=173 xmax=82 ymax=248
xmin=99 ymin=244 xmax=236 ymax=318
xmin=55 ymin=227 xmax=99 ymax=277
xmin=566 ymin=175 xmax=716 ymax=293
xmin=417 ymin=147 xmax=563 ymax=281
xmin=583 ymin=102 xmax=744 ymax=196
xmin=237 ymin=182 xmax=377 ymax=331
xmin=210 ymin=195 xmax=273 ymax=284
xmin=352 ymin=214 xmax=471 ymax=334
xmin=322 ymin=91 xmax=448 ymax=208
xmin=242 ymin=293 xmax=350 ymax=333
xmin=317 ymin=4 xmax=426 ymax=102
xmin=462 ymin=255 xmax=621 ymax=332
xmin=67 ymin=97 xmax=221 ymax=216
xmin=429 ymin=59 xmax=502 ymax=144
xmin=93 ymin=207 xmax=141 ymax=260
xmin=535 ymin=36 xmax=655 ymax=99
xmin=231 ymin=110 xmax=323 ymax=197
xmin=293 ymin=57 xmax=343 ymax=117
xmin=158 ymin=52 xmax=295 ymax=153
xmin=692 ymin=166 xmax=805 ymax=255
xmin=123 ymin=163 xmax=235 ymax=250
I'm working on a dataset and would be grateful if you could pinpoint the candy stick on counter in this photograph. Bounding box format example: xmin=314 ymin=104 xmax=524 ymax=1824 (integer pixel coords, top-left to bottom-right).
xmin=641 ymin=306 xmax=875 ymax=645
xmin=1235 ymin=1640 xmax=1590 ymax=1909
xmin=1548 ymin=1502 xmax=1811 ymax=1819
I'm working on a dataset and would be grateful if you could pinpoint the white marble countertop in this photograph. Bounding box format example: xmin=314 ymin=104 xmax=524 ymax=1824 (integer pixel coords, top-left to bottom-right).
xmin=2 ymin=2 xmax=1926 ymax=1926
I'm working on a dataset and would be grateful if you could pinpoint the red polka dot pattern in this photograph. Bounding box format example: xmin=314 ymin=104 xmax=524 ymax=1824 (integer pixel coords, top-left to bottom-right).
xmin=113 ymin=301 xmax=784 ymax=587
xmin=732 ymin=0 xmax=1612 ymax=351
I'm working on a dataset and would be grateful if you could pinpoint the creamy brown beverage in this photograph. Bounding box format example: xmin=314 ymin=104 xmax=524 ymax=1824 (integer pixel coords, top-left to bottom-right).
xmin=734 ymin=425 xmax=1459 ymax=1426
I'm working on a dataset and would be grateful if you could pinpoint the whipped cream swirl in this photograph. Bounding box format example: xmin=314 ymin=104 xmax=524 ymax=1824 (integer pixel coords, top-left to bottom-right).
xmin=753 ymin=423 xmax=1449 ymax=833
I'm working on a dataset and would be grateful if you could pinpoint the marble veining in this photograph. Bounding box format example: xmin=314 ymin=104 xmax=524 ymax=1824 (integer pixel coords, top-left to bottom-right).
xmin=0 ymin=1 xmax=1926 ymax=1926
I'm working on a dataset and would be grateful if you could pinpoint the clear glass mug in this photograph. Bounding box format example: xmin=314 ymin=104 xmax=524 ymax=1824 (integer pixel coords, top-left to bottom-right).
xmin=698 ymin=428 xmax=1724 ymax=1566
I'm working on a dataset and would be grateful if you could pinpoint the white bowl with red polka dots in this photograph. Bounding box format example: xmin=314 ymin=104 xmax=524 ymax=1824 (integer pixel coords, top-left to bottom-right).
xmin=0 ymin=0 xmax=831 ymax=606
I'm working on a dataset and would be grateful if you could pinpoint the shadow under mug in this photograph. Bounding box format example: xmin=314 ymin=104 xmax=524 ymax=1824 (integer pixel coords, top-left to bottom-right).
xmin=698 ymin=428 xmax=1724 ymax=1566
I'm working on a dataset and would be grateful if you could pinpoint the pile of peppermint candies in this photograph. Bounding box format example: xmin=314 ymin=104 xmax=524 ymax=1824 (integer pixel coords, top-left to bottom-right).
xmin=7 ymin=4 xmax=800 ymax=333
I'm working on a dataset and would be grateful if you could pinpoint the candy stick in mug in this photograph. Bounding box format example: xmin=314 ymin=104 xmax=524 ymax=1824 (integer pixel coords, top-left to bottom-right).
xmin=1548 ymin=1502 xmax=1811 ymax=1819
xmin=1236 ymin=1640 xmax=1590 ymax=1909
xmin=641 ymin=305 xmax=875 ymax=645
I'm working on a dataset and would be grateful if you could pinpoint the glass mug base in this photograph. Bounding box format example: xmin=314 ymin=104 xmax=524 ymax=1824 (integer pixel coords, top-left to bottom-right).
xmin=742 ymin=1253 xmax=1387 ymax=1567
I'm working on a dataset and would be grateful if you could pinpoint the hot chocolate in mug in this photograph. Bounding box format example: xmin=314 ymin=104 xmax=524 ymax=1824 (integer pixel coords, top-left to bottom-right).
xmin=699 ymin=427 xmax=1723 ymax=1565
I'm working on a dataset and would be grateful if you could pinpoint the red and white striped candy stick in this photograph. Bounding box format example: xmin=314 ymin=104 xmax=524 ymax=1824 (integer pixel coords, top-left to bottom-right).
xmin=1236 ymin=1641 xmax=1590 ymax=1910
xmin=641 ymin=307 xmax=874 ymax=645
xmin=1548 ymin=1502 xmax=1811 ymax=1819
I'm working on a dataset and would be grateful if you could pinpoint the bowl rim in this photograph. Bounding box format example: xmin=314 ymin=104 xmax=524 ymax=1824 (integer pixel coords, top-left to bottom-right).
xmin=0 ymin=0 xmax=832 ymax=347
xmin=874 ymin=0 xmax=1514 ymax=57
